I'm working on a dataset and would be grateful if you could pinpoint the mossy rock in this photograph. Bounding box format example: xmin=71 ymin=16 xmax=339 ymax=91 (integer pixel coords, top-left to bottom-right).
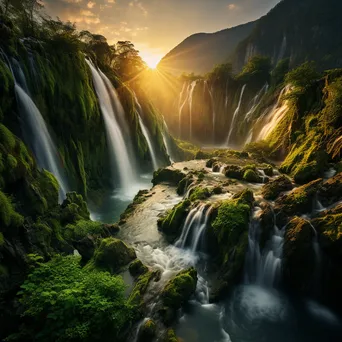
xmin=152 ymin=168 xmax=186 ymax=186
xmin=243 ymin=169 xmax=262 ymax=183
xmin=120 ymin=190 xmax=149 ymax=222
xmin=161 ymin=267 xmax=197 ymax=310
xmin=261 ymin=175 xmax=293 ymax=200
xmin=189 ymin=186 xmax=211 ymax=201
xmin=232 ymin=189 xmax=254 ymax=206
xmin=212 ymin=162 xmax=222 ymax=173
xmin=164 ymin=329 xmax=179 ymax=342
xmin=312 ymin=207 xmax=342 ymax=259
xmin=137 ymin=319 xmax=156 ymax=342
xmin=93 ymin=237 xmax=136 ymax=273
xmin=225 ymin=165 xmax=243 ymax=180
xmin=262 ymin=164 xmax=274 ymax=177
xmin=212 ymin=186 xmax=223 ymax=195
xmin=292 ymin=160 xmax=323 ymax=184
xmin=128 ymin=271 xmax=156 ymax=308
xmin=129 ymin=259 xmax=148 ymax=277
xmin=206 ymin=158 xmax=218 ymax=168
xmin=0 ymin=190 xmax=24 ymax=229
xmin=177 ymin=175 xmax=194 ymax=196
xmin=195 ymin=150 xmax=212 ymax=159
xmin=158 ymin=200 xmax=191 ymax=238
xmin=283 ymin=217 xmax=315 ymax=291
xmin=274 ymin=179 xmax=322 ymax=226
xmin=317 ymin=172 xmax=342 ymax=207
xmin=61 ymin=192 xmax=90 ymax=222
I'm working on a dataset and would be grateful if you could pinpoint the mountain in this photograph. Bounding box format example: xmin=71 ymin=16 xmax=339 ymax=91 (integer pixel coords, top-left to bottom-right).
xmin=232 ymin=0 xmax=342 ymax=71
xmin=158 ymin=21 xmax=257 ymax=75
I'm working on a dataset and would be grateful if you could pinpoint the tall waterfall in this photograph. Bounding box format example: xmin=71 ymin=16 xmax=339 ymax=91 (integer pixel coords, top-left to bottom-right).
xmin=257 ymin=85 xmax=290 ymax=141
xmin=188 ymin=80 xmax=197 ymax=140
xmin=86 ymin=59 xmax=137 ymax=191
xmin=244 ymin=206 xmax=284 ymax=287
xmin=178 ymin=82 xmax=190 ymax=138
xmin=226 ymin=84 xmax=247 ymax=146
xmin=3 ymin=54 xmax=69 ymax=201
xmin=162 ymin=118 xmax=175 ymax=164
xmin=205 ymin=81 xmax=216 ymax=143
xmin=175 ymin=204 xmax=212 ymax=253
xmin=245 ymin=83 xmax=268 ymax=121
xmin=134 ymin=93 xmax=159 ymax=171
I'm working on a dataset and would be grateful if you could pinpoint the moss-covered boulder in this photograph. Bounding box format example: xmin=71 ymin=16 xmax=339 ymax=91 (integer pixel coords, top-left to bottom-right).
xmin=317 ymin=172 xmax=342 ymax=207
xmin=189 ymin=186 xmax=211 ymax=201
xmin=129 ymin=259 xmax=148 ymax=277
xmin=212 ymin=162 xmax=222 ymax=173
xmin=262 ymin=164 xmax=274 ymax=177
xmin=158 ymin=200 xmax=191 ymax=238
xmin=164 ymin=329 xmax=179 ymax=342
xmin=258 ymin=202 xmax=276 ymax=249
xmin=224 ymin=165 xmax=243 ymax=180
xmin=0 ymin=190 xmax=24 ymax=230
xmin=176 ymin=175 xmax=194 ymax=196
xmin=243 ymin=169 xmax=262 ymax=183
xmin=137 ymin=319 xmax=156 ymax=342
xmin=206 ymin=158 xmax=218 ymax=168
xmin=93 ymin=237 xmax=136 ymax=273
xmin=161 ymin=267 xmax=197 ymax=310
xmin=274 ymin=179 xmax=322 ymax=226
xmin=261 ymin=175 xmax=293 ymax=200
xmin=128 ymin=271 xmax=156 ymax=308
xmin=209 ymin=190 xmax=253 ymax=300
xmin=283 ymin=217 xmax=315 ymax=291
xmin=61 ymin=192 xmax=90 ymax=223
xmin=312 ymin=206 xmax=342 ymax=259
xmin=152 ymin=167 xmax=186 ymax=186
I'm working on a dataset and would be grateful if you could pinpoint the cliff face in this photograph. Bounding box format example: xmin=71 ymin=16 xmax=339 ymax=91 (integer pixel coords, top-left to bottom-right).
xmin=232 ymin=0 xmax=342 ymax=71
xmin=158 ymin=21 xmax=257 ymax=75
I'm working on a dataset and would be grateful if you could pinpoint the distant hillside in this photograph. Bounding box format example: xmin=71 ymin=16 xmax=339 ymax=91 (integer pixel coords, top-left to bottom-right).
xmin=158 ymin=21 xmax=257 ymax=75
xmin=232 ymin=0 xmax=342 ymax=71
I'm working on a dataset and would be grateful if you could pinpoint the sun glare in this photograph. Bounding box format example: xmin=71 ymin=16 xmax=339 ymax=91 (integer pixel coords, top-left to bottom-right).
xmin=141 ymin=52 xmax=162 ymax=69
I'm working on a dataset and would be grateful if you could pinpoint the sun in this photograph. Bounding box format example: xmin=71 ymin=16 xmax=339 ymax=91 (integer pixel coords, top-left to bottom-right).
xmin=141 ymin=52 xmax=162 ymax=69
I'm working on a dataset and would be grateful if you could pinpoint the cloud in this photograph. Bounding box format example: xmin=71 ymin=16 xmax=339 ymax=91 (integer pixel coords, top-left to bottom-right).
xmin=87 ymin=1 xmax=95 ymax=9
xmin=129 ymin=0 xmax=148 ymax=16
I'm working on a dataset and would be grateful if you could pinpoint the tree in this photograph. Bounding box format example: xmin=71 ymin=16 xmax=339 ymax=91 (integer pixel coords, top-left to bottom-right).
xmin=285 ymin=61 xmax=320 ymax=89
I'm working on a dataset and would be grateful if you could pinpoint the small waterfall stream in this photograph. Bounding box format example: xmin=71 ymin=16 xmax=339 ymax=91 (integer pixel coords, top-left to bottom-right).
xmin=134 ymin=93 xmax=160 ymax=171
xmin=2 ymin=53 xmax=69 ymax=201
xmin=162 ymin=118 xmax=175 ymax=164
xmin=86 ymin=59 xmax=138 ymax=192
xmin=188 ymin=80 xmax=198 ymax=141
xmin=178 ymin=82 xmax=190 ymax=138
xmin=226 ymin=84 xmax=247 ymax=146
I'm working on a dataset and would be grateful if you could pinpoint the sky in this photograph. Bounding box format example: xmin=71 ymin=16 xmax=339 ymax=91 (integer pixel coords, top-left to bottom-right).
xmin=43 ymin=0 xmax=281 ymax=68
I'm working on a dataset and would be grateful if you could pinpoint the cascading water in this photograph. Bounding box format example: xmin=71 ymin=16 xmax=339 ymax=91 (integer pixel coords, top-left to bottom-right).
xmin=175 ymin=204 xmax=212 ymax=253
xmin=162 ymin=117 xmax=175 ymax=164
xmin=245 ymin=205 xmax=285 ymax=287
xmin=133 ymin=92 xmax=160 ymax=171
xmin=204 ymin=81 xmax=216 ymax=143
xmin=226 ymin=84 xmax=246 ymax=146
xmin=86 ymin=59 xmax=137 ymax=193
xmin=257 ymin=85 xmax=291 ymax=141
xmin=188 ymin=80 xmax=198 ymax=140
xmin=245 ymin=83 xmax=269 ymax=121
xmin=2 ymin=53 xmax=69 ymax=201
xmin=178 ymin=82 xmax=190 ymax=138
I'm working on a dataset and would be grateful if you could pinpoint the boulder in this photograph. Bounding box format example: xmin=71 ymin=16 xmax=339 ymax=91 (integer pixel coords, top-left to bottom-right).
xmin=137 ymin=319 xmax=156 ymax=342
xmin=224 ymin=165 xmax=243 ymax=180
xmin=93 ymin=237 xmax=136 ymax=273
xmin=317 ymin=172 xmax=342 ymax=207
xmin=152 ymin=168 xmax=186 ymax=186
xmin=243 ymin=169 xmax=262 ymax=183
xmin=176 ymin=175 xmax=194 ymax=196
xmin=206 ymin=158 xmax=218 ymax=168
xmin=129 ymin=259 xmax=148 ymax=277
xmin=261 ymin=175 xmax=293 ymax=200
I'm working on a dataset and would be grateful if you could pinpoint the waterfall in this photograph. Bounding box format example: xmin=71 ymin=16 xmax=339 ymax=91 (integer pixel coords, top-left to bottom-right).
xmin=226 ymin=84 xmax=247 ymax=146
xmin=245 ymin=206 xmax=284 ymax=287
xmin=162 ymin=118 xmax=175 ymax=164
xmin=86 ymin=59 xmax=137 ymax=191
xmin=134 ymin=94 xmax=159 ymax=171
xmin=175 ymin=204 xmax=212 ymax=252
xmin=205 ymin=81 xmax=216 ymax=143
xmin=257 ymin=85 xmax=291 ymax=141
xmin=225 ymin=79 xmax=229 ymax=109
xmin=245 ymin=83 xmax=268 ymax=121
xmin=178 ymin=82 xmax=190 ymax=138
xmin=188 ymin=80 xmax=197 ymax=140
xmin=1 ymin=53 xmax=69 ymax=201
xmin=277 ymin=35 xmax=287 ymax=62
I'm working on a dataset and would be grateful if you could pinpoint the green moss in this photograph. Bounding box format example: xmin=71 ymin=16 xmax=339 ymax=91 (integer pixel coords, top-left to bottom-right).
xmin=92 ymin=237 xmax=136 ymax=273
xmin=63 ymin=220 xmax=105 ymax=241
xmin=261 ymin=175 xmax=293 ymax=200
xmin=6 ymin=154 xmax=17 ymax=169
xmin=0 ymin=190 xmax=24 ymax=228
xmin=164 ymin=329 xmax=179 ymax=342
xmin=177 ymin=175 xmax=193 ymax=196
xmin=0 ymin=232 xmax=4 ymax=246
xmin=189 ymin=186 xmax=211 ymax=201
xmin=161 ymin=267 xmax=197 ymax=309
xmin=128 ymin=271 xmax=155 ymax=307
xmin=129 ymin=259 xmax=148 ymax=277
xmin=61 ymin=192 xmax=90 ymax=223
xmin=243 ymin=169 xmax=261 ymax=183
xmin=158 ymin=199 xmax=191 ymax=237
xmin=152 ymin=168 xmax=186 ymax=186
xmin=225 ymin=165 xmax=243 ymax=180
xmin=0 ymin=124 xmax=16 ymax=150
xmin=138 ymin=319 xmax=156 ymax=342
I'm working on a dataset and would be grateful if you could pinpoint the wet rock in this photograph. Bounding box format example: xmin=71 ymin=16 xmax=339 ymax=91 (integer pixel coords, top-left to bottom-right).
xmin=283 ymin=217 xmax=315 ymax=291
xmin=261 ymin=164 xmax=274 ymax=177
xmin=258 ymin=201 xmax=275 ymax=249
xmin=212 ymin=185 xmax=223 ymax=195
xmin=93 ymin=237 xmax=136 ymax=273
xmin=176 ymin=175 xmax=194 ymax=196
xmin=188 ymin=186 xmax=211 ymax=201
xmin=152 ymin=168 xmax=186 ymax=186
xmin=206 ymin=158 xmax=218 ymax=168
xmin=317 ymin=172 xmax=342 ymax=207
xmin=224 ymin=165 xmax=243 ymax=180
xmin=158 ymin=200 xmax=191 ymax=239
xmin=129 ymin=259 xmax=148 ymax=277
xmin=243 ymin=169 xmax=262 ymax=183
xmin=212 ymin=162 xmax=222 ymax=173
xmin=261 ymin=175 xmax=293 ymax=200
xmin=274 ymin=179 xmax=322 ymax=226
xmin=137 ymin=319 xmax=156 ymax=342
xmin=161 ymin=267 xmax=197 ymax=311
xmin=74 ymin=235 xmax=96 ymax=262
